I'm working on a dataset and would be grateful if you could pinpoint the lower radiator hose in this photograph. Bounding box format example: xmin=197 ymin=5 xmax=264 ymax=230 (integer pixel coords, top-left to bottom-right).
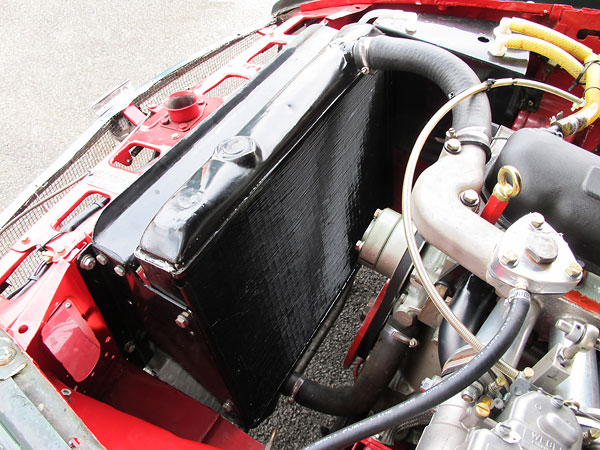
xmin=285 ymin=321 xmax=414 ymax=417
xmin=302 ymin=288 xmax=531 ymax=450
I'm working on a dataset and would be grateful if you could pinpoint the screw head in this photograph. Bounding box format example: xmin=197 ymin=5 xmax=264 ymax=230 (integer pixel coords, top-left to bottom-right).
xmin=171 ymin=132 xmax=180 ymax=140
xmin=500 ymin=250 xmax=520 ymax=267
xmin=175 ymin=312 xmax=190 ymax=329
xmin=566 ymin=262 xmax=583 ymax=279
xmin=497 ymin=423 xmax=512 ymax=437
xmin=444 ymin=138 xmax=462 ymax=154
xmin=64 ymin=302 xmax=72 ymax=309
xmin=460 ymin=189 xmax=480 ymax=207
xmin=474 ymin=402 xmax=491 ymax=418
xmin=0 ymin=346 xmax=16 ymax=366
xmin=530 ymin=212 xmax=545 ymax=229
xmin=114 ymin=265 xmax=126 ymax=277
xmin=79 ymin=254 xmax=96 ymax=271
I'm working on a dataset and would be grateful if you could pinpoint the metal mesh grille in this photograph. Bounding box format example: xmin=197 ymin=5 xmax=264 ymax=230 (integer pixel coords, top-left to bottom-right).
xmin=135 ymin=31 xmax=264 ymax=112
xmin=249 ymin=44 xmax=282 ymax=66
xmin=0 ymin=26 xmax=274 ymax=296
xmin=204 ymin=76 xmax=249 ymax=98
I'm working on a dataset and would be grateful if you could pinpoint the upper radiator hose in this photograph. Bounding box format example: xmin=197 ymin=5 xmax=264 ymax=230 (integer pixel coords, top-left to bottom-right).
xmin=353 ymin=35 xmax=492 ymax=137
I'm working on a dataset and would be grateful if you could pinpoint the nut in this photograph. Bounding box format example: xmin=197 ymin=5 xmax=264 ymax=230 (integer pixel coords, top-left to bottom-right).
xmin=530 ymin=212 xmax=545 ymax=229
xmin=79 ymin=254 xmax=96 ymax=271
xmin=566 ymin=262 xmax=583 ymax=279
xmin=96 ymin=254 xmax=109 ymax=265
xmin=175 ymin=312 xmax=190 ymax=329
xmin=444 ymin=138 xmax=462 ymax=154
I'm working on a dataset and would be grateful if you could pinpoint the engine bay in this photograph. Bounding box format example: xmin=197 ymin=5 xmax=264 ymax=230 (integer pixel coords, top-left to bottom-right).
xmin=1 ymin=1 xmax=600 ymax=449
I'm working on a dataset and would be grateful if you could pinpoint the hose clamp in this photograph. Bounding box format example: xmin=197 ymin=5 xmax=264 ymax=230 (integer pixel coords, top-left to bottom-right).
xmin=288 ymin=377 xmax=305 ymax=404
xmin=384 ymin=324 xmax=418 ymax=347
xmin=456 ymin=126 xmax=492 ymax=161
xmin=356 ymin=38 xmax=372 ymax=74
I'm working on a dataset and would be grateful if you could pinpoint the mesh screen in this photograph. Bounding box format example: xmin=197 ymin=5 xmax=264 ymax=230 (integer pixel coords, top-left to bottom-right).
xmin=135 ymin=31 xmax=263 ymax=112
xmin=0 ymin=28 xmax=270 ymax=293
xmin=2 ymin=251 xmax=47 ymax=298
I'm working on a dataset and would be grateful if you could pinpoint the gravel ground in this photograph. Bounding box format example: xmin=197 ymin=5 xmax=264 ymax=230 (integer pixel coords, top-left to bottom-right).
xmin=252 ymin=269 xmax=387 ymax=448
xmin=0 ymin=4 xmax=387 ymax=449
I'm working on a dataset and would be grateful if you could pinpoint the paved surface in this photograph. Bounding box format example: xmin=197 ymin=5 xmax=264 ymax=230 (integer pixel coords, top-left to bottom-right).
xmin=0 ymin=3 xmax=383 ymax=449
xmin=0 ymin=0 xmax=274 ymax=212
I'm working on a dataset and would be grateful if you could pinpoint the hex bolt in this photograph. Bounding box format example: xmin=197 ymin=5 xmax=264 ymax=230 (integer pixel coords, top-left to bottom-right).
xmin=0 ymin=345 xmax=17 ymax=366
xmin=222 ymin=400 xmax=234 ymax=414
xmin=530 ymin=212 xmax=545 ymax=229
xmin=500 ymin=250 xmax=520 ymax=267
xmin=525 ymin=234 xmax=559 ymax=264
xmin=445 ymin=128 xmax=457 ymax=139
xmin=460 ymin=189 xmax=480 ymax=208
xmin=79 ymin=254 xmax=96 ymax=271
xmin=461 ymin=382 xmax=483 ymax=403
xmin=444 ymin=138 xmax=462 ymax=154
xmin=355 ymin=240 xmax=364 ymax=252
xmin=114 ymin=265 xmax=126 ymax=277
xmin=522 ymin=367 xmax=534 ymax=379
xmin=474 ymin=402 xmax=491 ymax=418
xmin=566 ymin=262 xmax=583 ymax=279
xmin=123 ymin=341 xmax=136 ymax=353
xmin=420 ymin=377 xmax=434 ymax=391
xmin=96 ymin=254 xmax=109 ymax=265
xmin=175 ymin=312 xmax=190 ymax=329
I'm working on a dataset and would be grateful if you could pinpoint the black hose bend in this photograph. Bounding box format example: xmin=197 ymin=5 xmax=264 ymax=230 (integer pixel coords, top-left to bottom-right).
xmin=438 ymin=274 xmax=497 ymax=368
xmin=284 ymin=322 xmax=414 ymax=417
xmin=302 ymin=288 xmax=531 ymax=450
xmin=353 ymin=35 xmax=492 ymax=136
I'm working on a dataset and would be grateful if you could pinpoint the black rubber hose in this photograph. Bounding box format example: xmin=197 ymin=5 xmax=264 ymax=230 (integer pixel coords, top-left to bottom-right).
xmin=285 ymin=322 xmax=413 ymax=417
xmin=353 ymin=35 xmax=491 ymax=135
xmin=438 ymin=274 xmax=497 ymax=368
xmin=302 ymin=288 xmax=530 ymax=450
